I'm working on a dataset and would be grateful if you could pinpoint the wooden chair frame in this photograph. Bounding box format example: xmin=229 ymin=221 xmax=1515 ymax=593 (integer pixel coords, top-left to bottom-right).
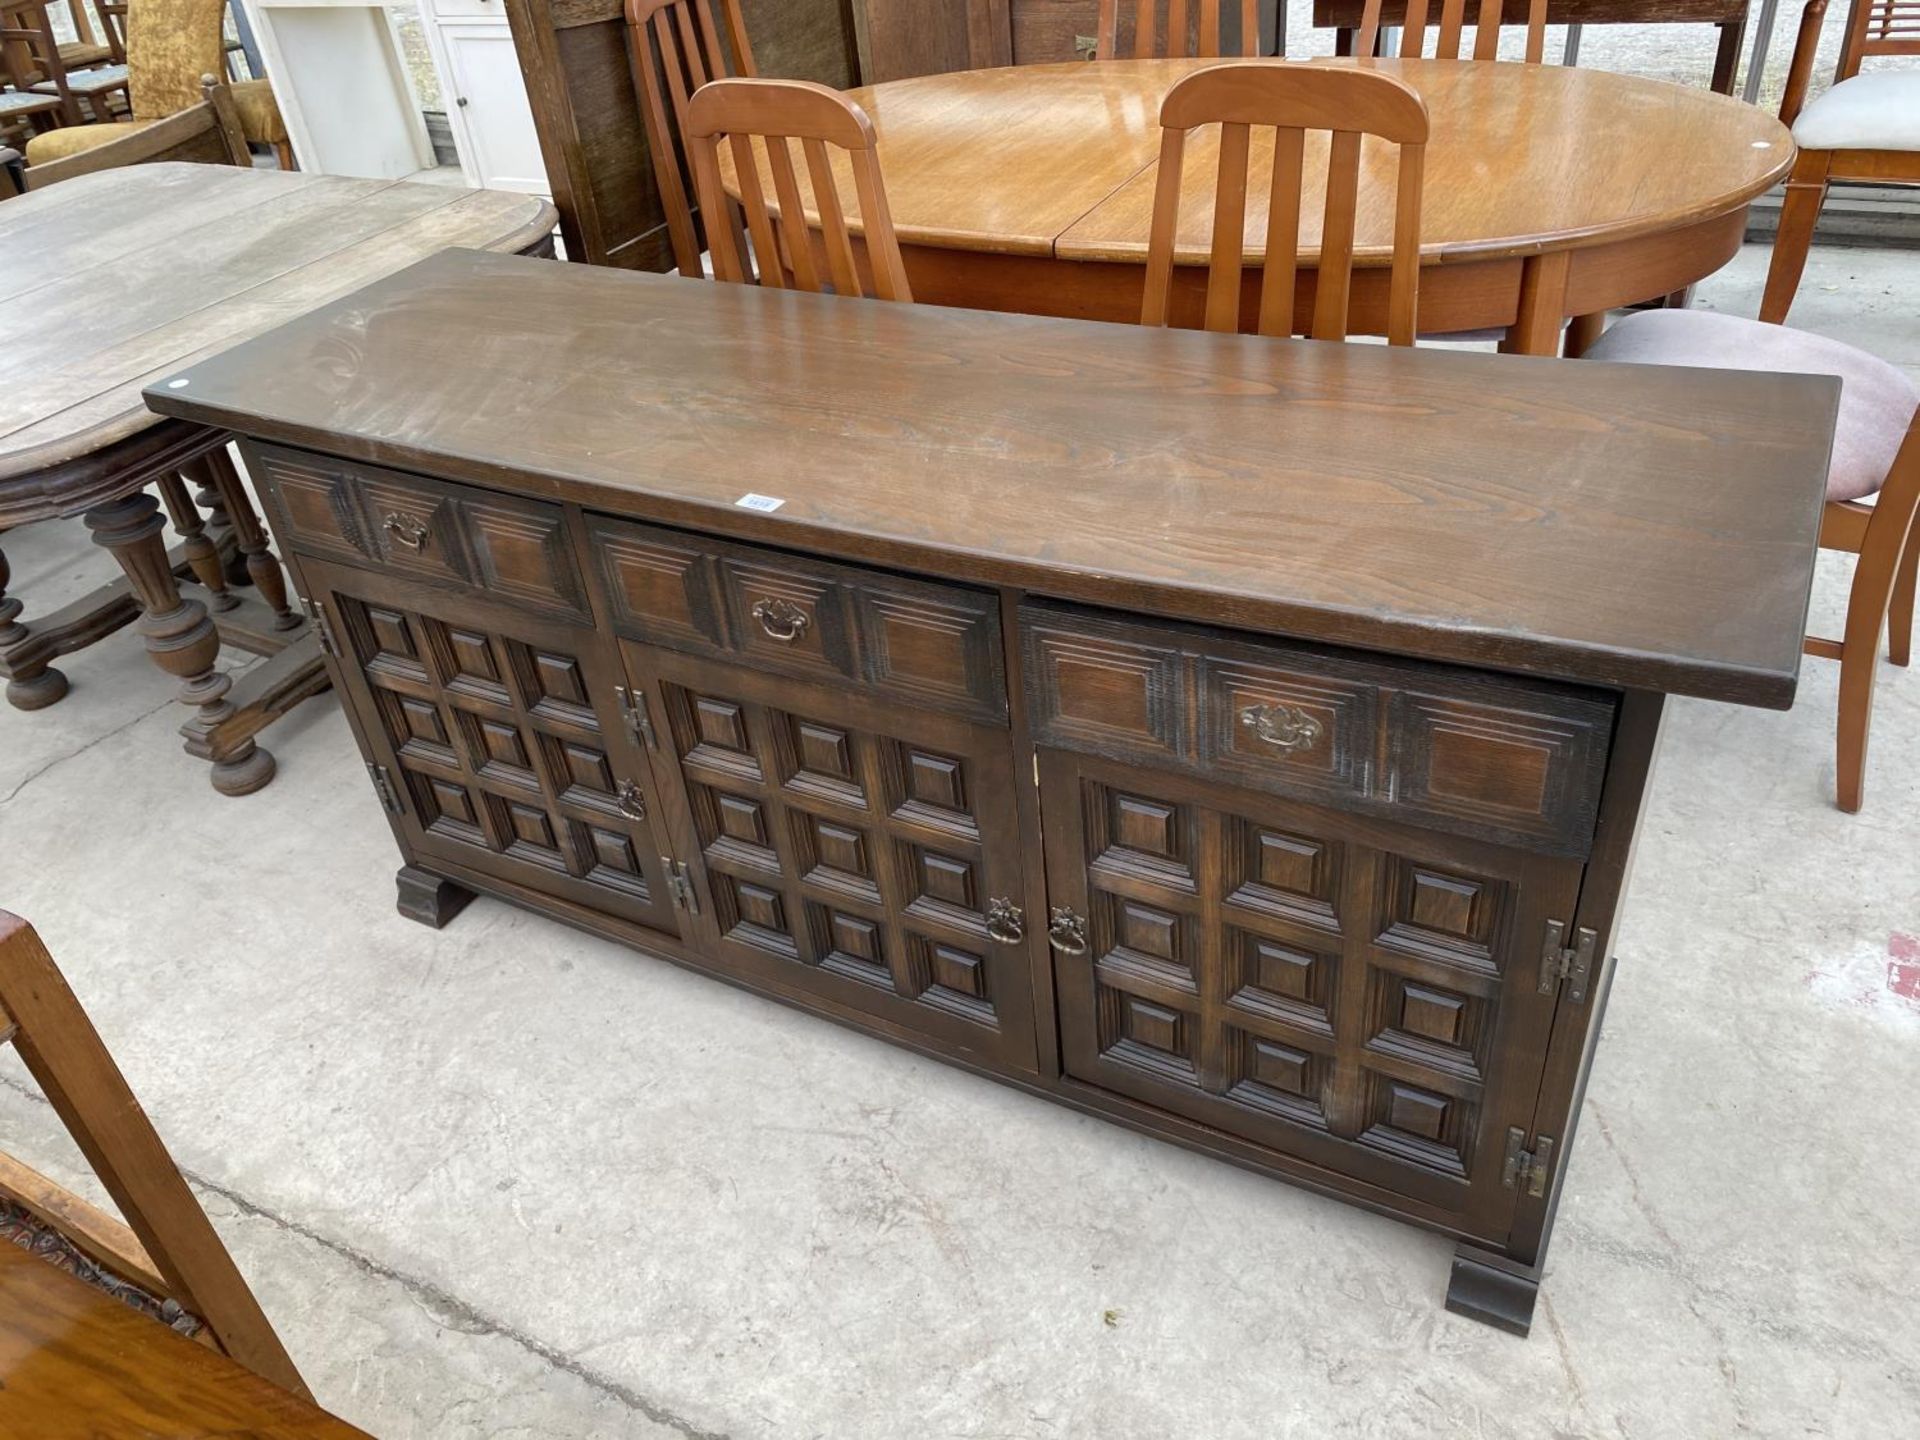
xmin=1763 ymin=0 xmax=1920 ymax=324
xmin=625 ymin=0 xmax=755 ymax=279
xmin=1809 ymin=415 xmax=1920 ymax=811
xmin=1094 ymin=0 xmax=1262 ymax=59
xmin=686 ymin=76 xmax=912 ymax=302
xmin=1140 ymin=63 xmax=1428 ymax=343
xmin=25 ymin=74 xmax=246 ymax=188
xmin=0 ymin=911 xmax=309 ymax=1396
xmin=1355 ymin=0 xmax=1549 ymax=63
xmin=1 ymin=0 xmax=127 ymax=126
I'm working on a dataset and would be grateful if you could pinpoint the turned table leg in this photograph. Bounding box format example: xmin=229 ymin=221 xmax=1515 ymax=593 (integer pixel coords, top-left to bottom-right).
xmin=158 ymin=472 xmax=237 ymax=613
xmin=198 ymin=449 xmax=299 ymax=631
xmin=0 ymin=542 xmax=70 ymax=710
xmin=83 ymin=494 xmax=275 ymax=796
xmin=191 ymin=456 xmax=251 ymax=588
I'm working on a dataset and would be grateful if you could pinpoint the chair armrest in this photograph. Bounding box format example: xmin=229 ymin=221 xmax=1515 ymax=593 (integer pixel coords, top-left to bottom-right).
xmin=1780 ymin=0 xmax=1833 ymax=127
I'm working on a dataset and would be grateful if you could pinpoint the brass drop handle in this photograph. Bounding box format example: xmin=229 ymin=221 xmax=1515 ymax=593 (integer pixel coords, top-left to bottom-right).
xmin=1047 ymin=906 xmax=1088 ymax=956
xmin=1239 ymin=702 xmax=1322 ymax=754
xmin=616 ymin=779 xmax=648 ymax=821
xmin=382 ymin=513 xmax=430 ymax=551
xmin=985 ymin=898 xmax=1025 ymax=945
xmin=751 ymin=597 xmax=809 ymax=642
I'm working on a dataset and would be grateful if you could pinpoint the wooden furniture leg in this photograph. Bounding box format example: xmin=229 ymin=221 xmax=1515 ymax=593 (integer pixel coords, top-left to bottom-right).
xmin=1709 ymin=18 xmax=1744 ymax=95
xmin=396 ymin=865 xmax=476 ymax=929
xmin=1761 ymin=151 xmax=1832 ymax=325
xmin=1501 ymin=252 xmax=1571 ymax=356
xmin=0 ymin=541 xmax=70 ymax=710
xmin=157 ymin=472 xmax=237 ymax=614
xmin=1446 ymin=1243 xmax=1540 ymax=1336
xmin=190 ymin=460 xmax=250 ymax=588
xmin=197 ymin=449 xmax=298 ymax=631
xmin=1564 ymin=311 xmax=1606 ymax=358
xmin=1892 ymin=521 xmax=1918 ymax=668
xmin=81 ymin=494 xmax=275 ymax=796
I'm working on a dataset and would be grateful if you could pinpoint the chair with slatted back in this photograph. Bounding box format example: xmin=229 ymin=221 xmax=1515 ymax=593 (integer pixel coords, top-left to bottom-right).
xmin=1139 ymin=62 xmax=1427 ymax=343
xmin=2 ymin=0 xmax=128 ymax=127
xmin=1762 ymin=0 xmax=1920 ymax=323
xmin=686 ymin=77 xmax=912 ymax=302
xmin=1094 ymin=0 xmax=1263 ymax=59
xmin=625 ymin=0 xmax=755 ymax=279
xmin=1355 ymin=0 xmax=1550 ymax=62
xmin=0 ymin=910 xmax=310 ymax=1398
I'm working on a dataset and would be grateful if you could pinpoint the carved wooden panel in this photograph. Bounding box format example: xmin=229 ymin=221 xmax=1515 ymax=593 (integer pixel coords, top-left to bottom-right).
xmin=248 ymin=444 xmax=589 ymax=621
xmin=588 ymin=515 xmax=1007 ymax=722
xmin=628 ymin=640 xmax=1036 ymax=1068
xmin=1023 ymin=601 xmax=1613 ymax=857
xmin=1042 ymin=749 xmax=1578 ymax=1236
xmin=304 ymin=559 xmax=680 ymax=936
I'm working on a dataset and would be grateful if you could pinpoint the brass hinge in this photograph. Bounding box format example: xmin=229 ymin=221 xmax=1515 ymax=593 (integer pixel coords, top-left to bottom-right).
xmin=1538 ymin=919 xmax=1597 ymax=1004
xmin=365 ymin=762 xmax=403 ymax=815
xmin=1502 ymin=1127 xmax=1555 ymax=1198
xmin=303 ymin=595 xmax=338 ymax=658
xmin=662 ymin=856 xmax=698 ymax=915
xmin=615 ymin=684 xmax=657 ymax=749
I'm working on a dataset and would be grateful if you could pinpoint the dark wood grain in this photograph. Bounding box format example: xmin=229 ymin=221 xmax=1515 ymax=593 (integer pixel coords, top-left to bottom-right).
xmin=147 ymin=248 xmax=1834 ymax=708
xmin=0 ymin=1246 xmax=363 ymax=1439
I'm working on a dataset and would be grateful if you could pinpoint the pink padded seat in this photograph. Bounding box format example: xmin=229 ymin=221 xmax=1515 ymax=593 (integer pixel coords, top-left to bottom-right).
xmin=1586 ymin=309 xmax=1919 ymax=503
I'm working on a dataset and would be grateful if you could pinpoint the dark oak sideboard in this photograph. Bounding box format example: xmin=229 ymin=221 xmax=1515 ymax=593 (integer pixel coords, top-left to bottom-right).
xmin=147 ymin=250 xmax=1834 ymax=1335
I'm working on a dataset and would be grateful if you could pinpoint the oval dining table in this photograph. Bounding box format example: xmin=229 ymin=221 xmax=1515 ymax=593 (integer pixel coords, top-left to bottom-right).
xmin=741 ymin=57 xmax=1794 ymax=353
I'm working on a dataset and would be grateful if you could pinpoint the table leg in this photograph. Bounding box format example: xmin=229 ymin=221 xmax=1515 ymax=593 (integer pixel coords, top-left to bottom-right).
xmin=197 ymin=449 xmax=298 ymax=631
xmin=0 ymin=543 xmax=71 ymax=711
xmin=83 ymin=494 xmax=275 ymax=796
xmin=157 ymin=472 xmax=237 ymax=614
xmin=1501 ymin=252 xmax=1572 ymax=357
xmin=1564 ymin=311 xmax=1607 ymax=359
xmin=191 ymin=459 xmax=251 ymax=588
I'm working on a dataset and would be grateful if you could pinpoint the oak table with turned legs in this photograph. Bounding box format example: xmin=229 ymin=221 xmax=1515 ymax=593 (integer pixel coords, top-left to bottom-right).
xmin=737 ymin=58 xmax=1791 ymax=349
xmin=0 ymin=163 xmax=555 ymax=793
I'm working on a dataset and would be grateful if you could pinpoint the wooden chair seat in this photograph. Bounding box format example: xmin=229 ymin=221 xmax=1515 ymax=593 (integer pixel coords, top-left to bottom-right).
xmin=57 ymin=39 xmax=113 ymax=68
xmin=1791 ymin=70 xmax=1920 ymax=152
xmin=30 ymin=59 xmax=124 ymax=97
xmin=1588 ymin=308 xmax=1920 ymax=811
xmin=0 ymin=88 xmax=62 ymax=119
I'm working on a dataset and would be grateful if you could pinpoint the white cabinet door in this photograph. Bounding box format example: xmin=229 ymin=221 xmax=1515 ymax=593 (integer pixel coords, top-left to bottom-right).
xmin=438 ymin=22 xmax=548 ymax=195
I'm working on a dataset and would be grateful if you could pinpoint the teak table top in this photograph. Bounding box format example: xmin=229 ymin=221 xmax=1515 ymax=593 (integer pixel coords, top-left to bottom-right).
xmin=818 ymin=58 xmax=1792 ymax=265
xmin=0 ymin=163 xmax=556 ymax=489
xmin=0 ymin=1244 xmax=368 ymax=1438
xmin=146 ymin=249 xmax=1834 ymax=709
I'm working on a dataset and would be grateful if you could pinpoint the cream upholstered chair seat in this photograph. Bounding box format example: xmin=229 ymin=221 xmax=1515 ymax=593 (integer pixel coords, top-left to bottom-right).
xmin=1587 ymin=309 xmax=1918 ymax=502
xmin=1791 ymin=70 xmax=1920 ymax=153
xmin=24 ymin=121 xmax=144 ymax=165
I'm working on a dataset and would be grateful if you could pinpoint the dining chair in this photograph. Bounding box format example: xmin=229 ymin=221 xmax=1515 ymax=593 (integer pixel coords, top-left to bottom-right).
xmin=686 ymin=76 xmax=913 ymax=301
xmin=2 ymin=0 xmax=128 ymax=127
xmin=1760 ymin=0 xmax=1920 ymax=323
xmin=625 ymin=0 xmax=756 ymax=279
xmin=1586 ymin=310 xmax=1920 ymax=812
xmin=25 ymin=73 xmax=245 ymax=187
xmin=1094 ymin=0 xmax=1262 ymax=59
xmin=0 ymin=910 xmax=311 ymax=1396
xmin=1355 ymin=0 xmax=1549 ymax=62
xmin=22 ymin=0 xmax=288 ymax=170
xmin=1139 ymin=62 xmax=1428 ymax=342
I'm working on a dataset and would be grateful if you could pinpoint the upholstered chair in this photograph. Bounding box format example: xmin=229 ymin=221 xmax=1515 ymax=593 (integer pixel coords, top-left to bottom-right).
xmin=23 ymin=0 xmax=290 ymax=170
xmin=1586 ymin=310 xmax=1920 ymax=812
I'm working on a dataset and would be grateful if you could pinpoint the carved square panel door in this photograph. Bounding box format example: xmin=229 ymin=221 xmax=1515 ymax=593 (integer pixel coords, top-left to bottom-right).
xmin=623 ymin=642 xmax=1038 ymax=1072
xmin=1040 ymin=751 xmax=1581 ymax=1241
xmin=303 ymin=559 xmax=682 ymax=938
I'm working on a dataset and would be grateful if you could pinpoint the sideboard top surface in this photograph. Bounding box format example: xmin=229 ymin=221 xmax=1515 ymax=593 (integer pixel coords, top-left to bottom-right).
xmin=145 ymin=248 xmax=1833 ymax=709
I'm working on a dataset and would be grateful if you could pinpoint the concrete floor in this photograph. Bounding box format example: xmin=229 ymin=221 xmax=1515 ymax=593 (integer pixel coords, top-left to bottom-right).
xmin=2 ymin=240 xmax=1917 ymax=1439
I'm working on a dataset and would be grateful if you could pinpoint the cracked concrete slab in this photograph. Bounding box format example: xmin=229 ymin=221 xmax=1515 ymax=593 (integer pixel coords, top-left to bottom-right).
xmin=1 ymin=242 xmax=1916 ymax=1439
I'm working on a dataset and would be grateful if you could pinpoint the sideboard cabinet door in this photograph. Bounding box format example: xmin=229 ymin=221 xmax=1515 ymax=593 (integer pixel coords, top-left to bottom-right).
xmin=302 ymin=557 xmax=684 ymax=940
xmin=1040 ymin=749 xmax=1580 ymax=1241
xmin=621 ymin=640 xmax=1040 ymax=1073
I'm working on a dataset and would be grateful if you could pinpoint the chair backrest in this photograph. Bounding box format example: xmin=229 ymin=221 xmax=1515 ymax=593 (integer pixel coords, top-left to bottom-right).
xmin=1840 ymin=0 xmax=1920 ymax=78
xmin=118 ymin=0 xmax=228 ymax=120
xmin=1140 ymin=62 xmax=1428 ymax=343
xmin=1095 ymin=0 xmax=1262 ymax=59
xmin=0 ymin=910 xmax=309 ymax=1397
xmin=686 ymin=77 xmax=913 ymax=302
xmin=26 ymin=76 xmax=247 ymax=189
xmin=1356 ymin=0 xmax=1550 ymax=63
xmin=626 ymin=0 xmax=756 ymax=278
xmin=1 ymin=3 xmax=79 ymax=124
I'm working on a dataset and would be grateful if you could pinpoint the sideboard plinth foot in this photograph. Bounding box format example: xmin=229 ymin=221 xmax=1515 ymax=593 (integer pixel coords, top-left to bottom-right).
xmin=396 ymin=866 xmax=475 ymax=929
xmin=1445 ymin=1243 xmax=1540 ymax=1337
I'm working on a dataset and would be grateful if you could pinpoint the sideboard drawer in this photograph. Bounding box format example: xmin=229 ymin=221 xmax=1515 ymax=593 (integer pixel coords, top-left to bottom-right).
xmin=1022 ymin=603 xmax=1615 ymax=858
xmin=247 ymin=442 xmax=590 ymax=621
xmin=585 ymin=514 xmax=1007 ymax=724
